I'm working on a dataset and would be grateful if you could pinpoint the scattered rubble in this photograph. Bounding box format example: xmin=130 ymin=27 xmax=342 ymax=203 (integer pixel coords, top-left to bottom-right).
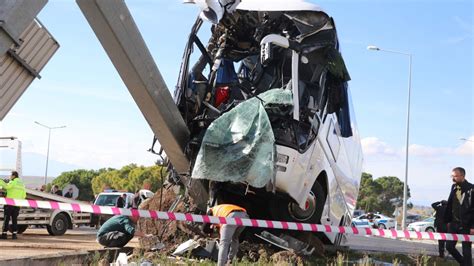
xmin=136 ymin=185 xmax=202 ymax=253
xmin=132 ymin=185 xmax=324 ymax=264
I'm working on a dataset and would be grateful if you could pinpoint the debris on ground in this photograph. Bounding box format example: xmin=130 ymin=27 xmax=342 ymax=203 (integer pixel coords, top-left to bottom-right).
xmin=136 ymin=185 xmax=202 ymax=253
xmin=256 ymin=231 xmax=315 ymax=256
xmin=131 ymin=185 xmax=325 ymax=265
xmin=172 ymin=238 xmax=218 ymax=260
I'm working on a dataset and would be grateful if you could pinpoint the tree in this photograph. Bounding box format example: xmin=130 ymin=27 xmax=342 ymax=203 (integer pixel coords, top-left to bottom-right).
xmin=356 ymin=173 xmax=411 ymax=216
xmin=51 ymin=165 xmax=166 ymax=202
xmin=356 ymin=173 xmax=382 ymax=212
xmin=376 ymin=176 xmax=411 ymax=216
xmin=52 ymin=169 xmax=102 ymax=202
xmin=91 ymin=164 xmax=166 ymax=195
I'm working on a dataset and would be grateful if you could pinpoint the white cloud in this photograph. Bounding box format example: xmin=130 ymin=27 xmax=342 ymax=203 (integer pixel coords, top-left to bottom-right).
xmin=361 ymin=136 xmax=474 ymax=161
xmin=455 ymin=136 xmax=474 ymax=156
xmin=361 ymin=137 xmax=397 ymax=156
xmin=408 ymin=144 xmax=452 ymax=157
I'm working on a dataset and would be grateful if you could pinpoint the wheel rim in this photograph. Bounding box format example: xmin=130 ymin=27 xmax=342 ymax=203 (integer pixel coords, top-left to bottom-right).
xmin=288 ymin=191 xmax=316 ymax=221
xmin=55 ymin=219 xmax=65 ymax=231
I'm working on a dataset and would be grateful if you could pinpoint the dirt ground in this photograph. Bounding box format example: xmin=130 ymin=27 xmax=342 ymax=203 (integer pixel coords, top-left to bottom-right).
xmin=135 ymin=186 xmax=316 ymax=264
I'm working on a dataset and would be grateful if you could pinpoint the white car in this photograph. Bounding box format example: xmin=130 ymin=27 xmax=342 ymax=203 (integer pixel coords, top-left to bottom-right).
xmin=407 ymin=217 xmax=435 ymax=232
xmin=352 ymin=214 xmax=396 ymax=229
xmin=351 ymin=214 xmax=372 ymax=228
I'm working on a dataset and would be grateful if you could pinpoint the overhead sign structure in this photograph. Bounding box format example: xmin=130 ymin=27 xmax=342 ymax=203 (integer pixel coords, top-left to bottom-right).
xmin=0 ymin=0 xmax=59 ymax=121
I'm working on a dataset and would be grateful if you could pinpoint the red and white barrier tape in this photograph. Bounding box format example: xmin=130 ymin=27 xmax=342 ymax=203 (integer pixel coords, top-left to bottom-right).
xmin=1 ymin=197 xmax=473 ymax=242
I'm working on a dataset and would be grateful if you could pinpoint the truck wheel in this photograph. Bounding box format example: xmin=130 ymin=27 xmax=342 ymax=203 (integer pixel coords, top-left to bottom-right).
xmin=270 ymin=181 xmax=325 ymax=223
xmin=8 ymin=225 xmax=28 ymax=234
xmin=47 ymin=213 xmax=69 ymax=236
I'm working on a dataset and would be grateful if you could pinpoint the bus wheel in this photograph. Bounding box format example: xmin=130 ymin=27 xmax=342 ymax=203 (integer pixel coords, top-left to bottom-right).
xmin=270 ymin=181 xmax=325 ymax=223
xmin=47 ymin=213 xmax=69 ymax=236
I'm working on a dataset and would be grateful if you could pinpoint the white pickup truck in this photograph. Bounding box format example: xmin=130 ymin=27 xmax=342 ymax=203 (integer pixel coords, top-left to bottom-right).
xmin=0 ymin=188 xmax=91 ymax=236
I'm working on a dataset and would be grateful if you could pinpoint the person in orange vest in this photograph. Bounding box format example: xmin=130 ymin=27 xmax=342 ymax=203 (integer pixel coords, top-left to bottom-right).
xmin=203 ymin=204 xmax=248 ymax=266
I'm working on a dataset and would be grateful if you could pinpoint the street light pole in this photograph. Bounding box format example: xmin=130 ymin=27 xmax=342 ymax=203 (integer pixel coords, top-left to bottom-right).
xmin=45 ymin=128 xmax=51 ymax=186
xmin=34 ymin=122 xmax=66 ymax=185
xmin=367 ymin=45 xmax=412 ymax=230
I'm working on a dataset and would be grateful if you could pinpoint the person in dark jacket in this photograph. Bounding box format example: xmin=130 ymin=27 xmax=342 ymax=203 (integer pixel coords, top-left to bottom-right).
xmin=116 ymin=194 xmax=126 ymax=208
xmin=64 ymin=188 xmax=74 ymax=198
xmin=432 ymin=200 xmax=448 ymax=258
xmin=96 ymin=215 xmax=146 ymax=247
xmin=51 ymin=185 xmax=62 ymax=196
xmin=444 ymin=167 xmax=474 ymax=266
xmin=132 ymin=190 xmax=140 ymax=209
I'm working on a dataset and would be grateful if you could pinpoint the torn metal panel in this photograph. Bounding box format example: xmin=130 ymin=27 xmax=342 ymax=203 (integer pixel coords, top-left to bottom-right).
xmin=0 ymin=19 xmax=59 ymax=121
xmin=76 ymin=0 xmax=190 ymax=173
xmin=172 ymin=239 xmax=218 ymax=261
xmin=256 ymin=231 xmax=315 ymax=256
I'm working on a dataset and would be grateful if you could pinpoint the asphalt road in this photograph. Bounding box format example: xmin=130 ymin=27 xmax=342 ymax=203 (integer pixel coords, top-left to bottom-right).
xmin=0 ymin=227 xmax=138 ymax=261
xmin=344 ymin=234 xmax=474 ymax=260
xmin=345 ymin=234 xmax=439 ymax=255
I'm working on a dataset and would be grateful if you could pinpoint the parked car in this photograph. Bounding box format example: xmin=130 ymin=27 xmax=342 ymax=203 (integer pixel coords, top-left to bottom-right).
xmin=351 ymin=214 xmax=372 ymax=228
xmin=372 ymin=214 xmax=397 ymax=229
xmin=407 ymin=217 xmax=435 ymax=232
xmin=353 ymin=209 xmax=365 ymax=217
xmin=351 ymin=213 xmax=396 ymax=229
xmin=405 ymin=214 xmax=422 ymax=227
xmin=90 ymin=190 xmax=134 ymax=227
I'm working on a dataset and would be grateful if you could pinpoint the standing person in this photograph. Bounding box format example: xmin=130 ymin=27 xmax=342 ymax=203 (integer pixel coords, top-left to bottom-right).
xmin=444 ymin=167 xmax=474 ymax=266
xmin=51 ymin=185 xmax=62 ymax=196
xmin=96 ymin=215 xmax=147 ymax=247
xmin=432 ymin=200 xmax=448 ymax=258
xmin=203 ymin=204 xmax=248 ymax=266
xmin=116 ymin=194 xmax=126 ymax=208
xmin=0 ymin=171 xmax=26 ymax=240
xmin=132 ymin=190 xmax=140 ymax=209
xmin=64 ymin=188 xmax=74 ymax=198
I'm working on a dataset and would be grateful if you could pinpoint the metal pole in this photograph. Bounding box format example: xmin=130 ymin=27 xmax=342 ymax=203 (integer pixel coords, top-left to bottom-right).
xmin=401 ymin=54 xmax=412 ymax=230
xmin=367 ymin=46 xmax=412 ymax=230
xmin=44 ymin=128 xmax=51 ymax=186
xmin=34 ymin=122 xmax=66 ymax=185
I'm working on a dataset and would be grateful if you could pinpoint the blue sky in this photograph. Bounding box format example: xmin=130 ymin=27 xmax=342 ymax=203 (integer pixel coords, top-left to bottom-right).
xmin=0 ymin=0 xmax=472 ymax=206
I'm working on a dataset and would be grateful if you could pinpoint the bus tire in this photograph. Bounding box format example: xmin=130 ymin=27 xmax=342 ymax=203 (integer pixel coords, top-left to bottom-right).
xmin=47 ymin=213 xmax=69 ymax=236
xmin=270 ymin=181 xmax=325 ymax=224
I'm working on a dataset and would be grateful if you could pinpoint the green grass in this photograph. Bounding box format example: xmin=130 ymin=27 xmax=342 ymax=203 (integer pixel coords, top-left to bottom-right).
xmin=86 ymin=248 xmax=459 ymax=266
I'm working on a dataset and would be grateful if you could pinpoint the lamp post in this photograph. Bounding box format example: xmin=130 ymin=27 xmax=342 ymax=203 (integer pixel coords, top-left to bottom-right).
xmin=34 ymin=122 xmax=66 ymax=185
xmin=367 ymin=45 xmax=412 ymax=230
xmin=460 ymin=138 xmax=474 ymax=143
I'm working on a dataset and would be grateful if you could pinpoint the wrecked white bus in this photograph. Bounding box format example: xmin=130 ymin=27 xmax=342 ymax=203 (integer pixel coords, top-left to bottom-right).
xmin=167 ymin=0 xmax=363 ymax=243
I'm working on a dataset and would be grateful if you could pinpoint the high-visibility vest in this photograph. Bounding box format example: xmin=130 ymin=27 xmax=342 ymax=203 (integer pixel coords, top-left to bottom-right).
xmin=211 ymin=204 xmax=246 ymax=218
xmin=0 ymin=178 xmax=26 ymax=199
